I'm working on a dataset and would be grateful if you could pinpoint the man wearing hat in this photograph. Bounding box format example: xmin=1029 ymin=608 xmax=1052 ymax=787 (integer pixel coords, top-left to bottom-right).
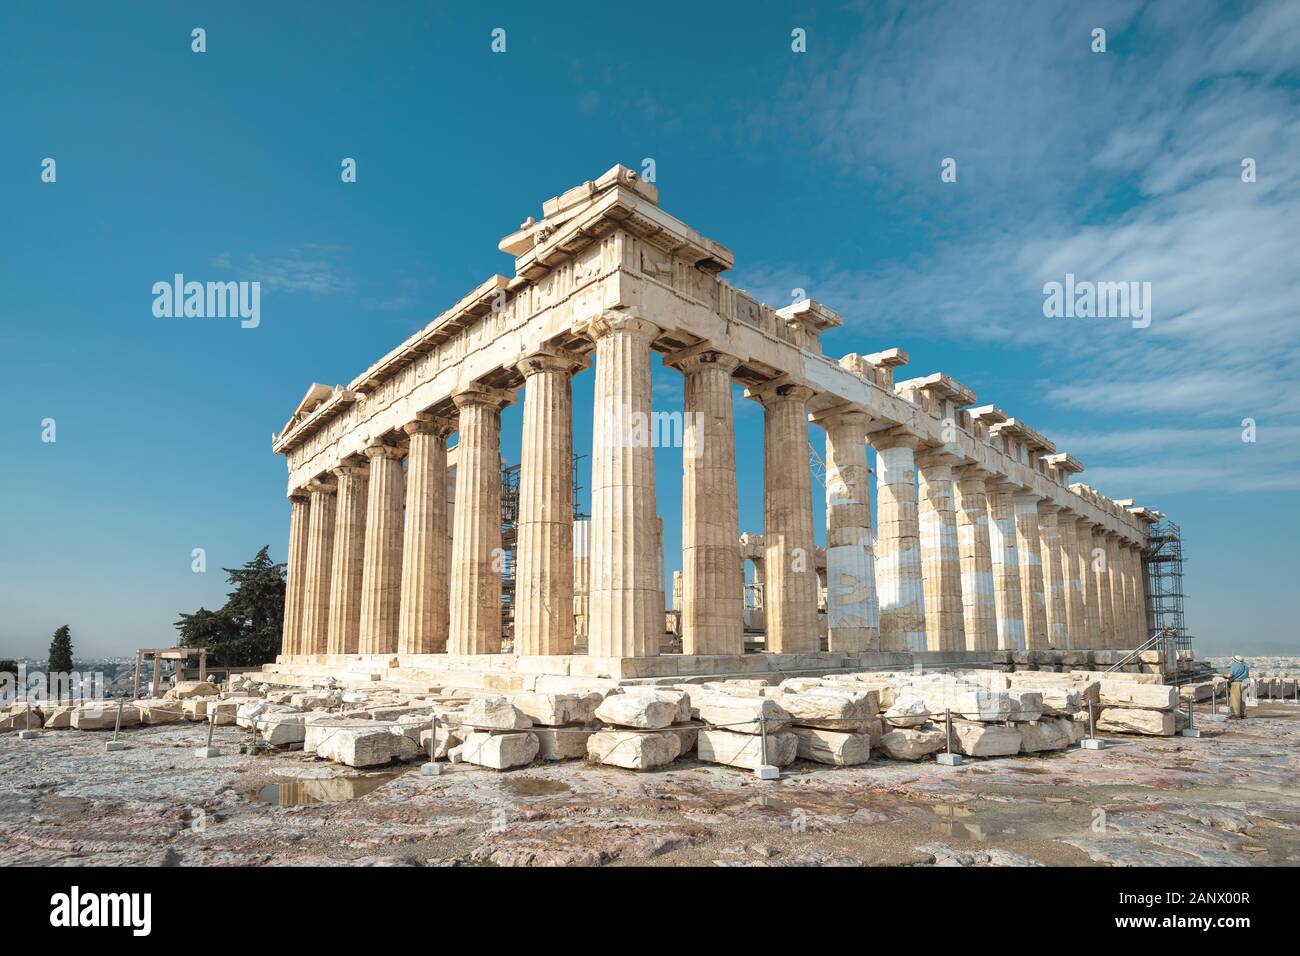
xmin=1219 ymin=656 xmax=1250 ymax=719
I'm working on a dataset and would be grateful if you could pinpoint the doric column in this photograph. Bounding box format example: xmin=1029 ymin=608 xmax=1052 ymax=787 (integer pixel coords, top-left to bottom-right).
xmin=1092 ymin=530 xmax=1115 ymax=648
xmin=573 ymin=519 xmax=591 ymax=652
xmin=749 ymin=380 xmax=819 ymax=654
xmin=1104 ymin=532 xmax=1125 ymax=649
xmin=282 ymin=493 xmax=310 ymax=656
xmin=448 ymin=385 xmax=512 ymax=655
xmin=812 ymin=407 xmax=878 ymax=653
xmin=1058 ymin=513 xmax=1086 ymax=649
xmin=326 ymin=462 xmax=368 ymax=655
xmin=1012 ymin=491 xmax=1049 ymax=650
xmin=666 ymin=346 xmax=745 ymax=657
xmin=1038 ymin=503 xmax=1069 ymax=648
xmin=397 ymin=417 xmax=454 ymax=654
xmin=513 ymin=349 xmax=585 ymax=656
xmin=953 ymin=468 xmax=997 ymax=652
xmin=300 ymin=478 xmax=337 ymax=656
xmin=986 ymin=484 xmax=1025 ymax=650
xmin=1074 ymin=520 xmax=1100 ymax=648
xmin=586 ymin=313 xmax=664 ymax=658
xmin=916 ymin=451 xmax=965 ymax=652
xmin=357 ymin=442 xmax=405 ymax=654
xmin=1118 ymin=541 xmax=1138 ymax=647
xmin=1132 ymin=542 xmax=1149 ymax=643
xmin=872 ymin=431 xmax=926 ymax=652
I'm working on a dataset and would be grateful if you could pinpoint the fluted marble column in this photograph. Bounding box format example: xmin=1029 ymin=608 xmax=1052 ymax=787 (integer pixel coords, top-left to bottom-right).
xmin=1118 ymin=541 xmax=1138 ymax=647
xmin=587 ymin=314 xmax=663 ymax=658
xmin=987 ymin=485 xmax=1025 ymax=651
xmin=752 ymin=381 xmax=819 ymax=654
xmin=1105 ymin=532 xmax=1125 ymax=649
xmin=448 ymin=386 xmax=511 ymax=655
xmin=301 ymin=479 xmax=337 ymax=655
xmin=357 ymin=443 xmax=405 ymax=654
xmin=1131 ymin=543 xmax=1149 ymax=643
xmin=668 ymin=347 xmax=745 ymax=656
xmin=1058 ymin=513 xmax=1086 ymax=649
xmin=1038 ymin=503 xmax=1069 ymax=648
xmin=814 ymin=408 xmax=877 ymax=652
xmin=1013 ymin=492 xmax=1049 ymax=650
xmin=326 ymin=462 xmax=368 ymax=654
xmin=1093 ymin=530 xmax=1116 ymax=648
xmin=282 ymin=493 xmax=310 ymax=656
xmin=953 ymin=468 xmax=997 ymax=652
xmin=916 ymin=452 xmax=965 ymax=652
xmin=873 ymin=433 xmax=926 ymax=652
xmin=514 ymin=349 xmax=584 ymax=656
xmin=1074 ymin=520 xmax=1101 ymax=648
xmin=398 ymin=417 xmax=453 ymax=654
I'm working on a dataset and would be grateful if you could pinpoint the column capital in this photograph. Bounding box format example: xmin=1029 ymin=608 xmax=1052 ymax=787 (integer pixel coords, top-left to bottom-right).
xmin=451 ymin=383 xmax=515 ymax=411
xmin=915 ymin=447 xmax=965 ymax=469
xmin=288 ymin=490 xmax=310 ymax=504
xmin=330 ymin=461 xmax=369 ymax=482
xmin=663 ymin=342 xmax=742 ymax=376
xmin=1036 ymin=499 xmax=1064 ymax=514
xmin=515 ymin=346 xmax=589 ymax=379
xmin=744 ymin=377 xmax=815 ymax=407
xmin=306 ymin=477 xmax=337 ymax=495
xmin=403 ymin=413 xmax=456 ymax=439
xmin=587 ymin=310 xmax=661 ymax=343
xmin=808 ymin=402 xmax=872 ymax=432
xmin=867 ymin=426 xmax=922 ymax=452
xmin=362 ymin=442 xmax=404 ymax=462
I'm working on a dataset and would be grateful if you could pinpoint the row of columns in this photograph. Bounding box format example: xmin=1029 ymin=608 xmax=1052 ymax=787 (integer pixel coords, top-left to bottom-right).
xmin=282 ymin=312 xmax=1148 ymax=660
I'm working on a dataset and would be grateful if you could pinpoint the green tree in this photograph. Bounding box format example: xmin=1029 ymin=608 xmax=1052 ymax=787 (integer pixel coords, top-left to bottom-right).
xmin=48 ymin=625 xmax=74 ymax=700
xmin=175 ymin=546 xmax=285 ymax=667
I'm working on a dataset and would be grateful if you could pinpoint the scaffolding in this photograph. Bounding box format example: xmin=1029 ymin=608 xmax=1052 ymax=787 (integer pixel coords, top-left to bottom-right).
xmin=499 ymin=455 xmax=589 ymax=647
xmin=1144 ymin=517 xmax=1192 ymax=657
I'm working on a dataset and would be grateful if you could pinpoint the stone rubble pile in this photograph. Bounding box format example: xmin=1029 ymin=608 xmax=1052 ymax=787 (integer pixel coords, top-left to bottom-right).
xmin=0 ymin=664 xmax=1210 ymax=772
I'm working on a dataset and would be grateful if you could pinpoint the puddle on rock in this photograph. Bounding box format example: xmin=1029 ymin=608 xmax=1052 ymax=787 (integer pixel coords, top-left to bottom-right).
xmin=249 ymin=771 xmax=406 ymax=806
xmin=501 ymin=776 xmax=571 ymax=797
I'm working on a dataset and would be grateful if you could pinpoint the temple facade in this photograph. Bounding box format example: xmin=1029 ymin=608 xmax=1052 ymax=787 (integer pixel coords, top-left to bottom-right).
xmin=272 ymin=165 xmax=1157 ymax=681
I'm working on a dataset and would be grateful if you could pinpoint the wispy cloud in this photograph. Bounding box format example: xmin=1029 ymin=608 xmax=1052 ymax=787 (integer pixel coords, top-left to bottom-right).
xmin=741 ymin=0 xmax=1300 ymax=493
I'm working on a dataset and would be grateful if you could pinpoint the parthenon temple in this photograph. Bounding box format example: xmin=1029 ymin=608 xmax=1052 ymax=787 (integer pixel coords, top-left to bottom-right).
xmin=270 ymin=165 xmax=1161 ymax=688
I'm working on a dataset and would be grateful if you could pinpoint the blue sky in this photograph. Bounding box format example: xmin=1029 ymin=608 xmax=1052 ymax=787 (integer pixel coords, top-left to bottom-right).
xmin=2 ymin=1 xmax=1296 ymax=659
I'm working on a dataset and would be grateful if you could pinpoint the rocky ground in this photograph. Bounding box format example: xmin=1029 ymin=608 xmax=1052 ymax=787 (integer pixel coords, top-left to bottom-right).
xmin=2 ymin=703 xmax=1297 ymax=867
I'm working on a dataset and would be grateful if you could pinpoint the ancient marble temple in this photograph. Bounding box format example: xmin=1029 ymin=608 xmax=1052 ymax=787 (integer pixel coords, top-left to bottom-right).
xmin=272 ymin=166 xmax=1156 ymax=681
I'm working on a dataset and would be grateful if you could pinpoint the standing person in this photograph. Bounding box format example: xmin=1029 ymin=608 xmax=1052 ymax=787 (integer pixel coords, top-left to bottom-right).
xmin=1219 ymin=656 xmax=1250 ymax=719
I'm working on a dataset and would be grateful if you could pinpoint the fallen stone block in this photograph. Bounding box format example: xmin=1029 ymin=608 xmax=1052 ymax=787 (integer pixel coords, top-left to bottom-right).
xmin=1098 ymin=681 xmax=1178 ymax=711
xmin=618 ymin=687 xmax=692 ymax=723
xmin=671 ymin=724 xmax=699 ymax=755
xmin=878 ymin=723 xmax=946 ymax=760
xmin=1097 ymin=707 xmax=1175 ymax=736
xmin=137 ymin=700 xmax=187 ymax=725
xmin=595 ymin=694 xmax=679 ymax=729
xmin=417 ymin=723 xmax=463 ymax=759
xmin=42 ymin=705 xmax=77 ymax=729
xmin=462 ymin=695 xmax=533 ymax=730
xmin=531 ymin=726 xmax=595 ymax=760
xmin=458 ymin=731 xmax=539 ymax=770
xmin=313 ymin=722 xmax=423 ymax=767
xmin=71 ymin=702 xmax=140 ymax=730
xmin=209 ymin=699 xmax=243 ymax=726
xmin=696 ymin=728 xmax=797 ymax=769
xmin=691 ymin=693 xmax=791 ymax=735
xmin=587 ymin=730 xmax=680 ymax=770
xmin=1017 ymin=719 xmax=1070 ymax=752
xmin=951 ymin=720 xmax=1022 ymax=758
xmin=166 ymin=681 xmax=219 ymax=700
xmin=1008 ymin=691 xmax=1044 ymax=722
xmin=512 ymin=691 xmax=602 ymax=727
xmin=884 ymin=696 xmax=931 ymax=728
xmin=181 ymin=699 xmax=210 ymax=720
xmin=236 ymin=700 xmax=299 ymax=728
xmin=779 ymin=688 xmax=877 ymax=731
xmin=0 ymin=705 xmax=44 ymax=729
xmin=791 ymin=727 xmax=871 ymax=766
